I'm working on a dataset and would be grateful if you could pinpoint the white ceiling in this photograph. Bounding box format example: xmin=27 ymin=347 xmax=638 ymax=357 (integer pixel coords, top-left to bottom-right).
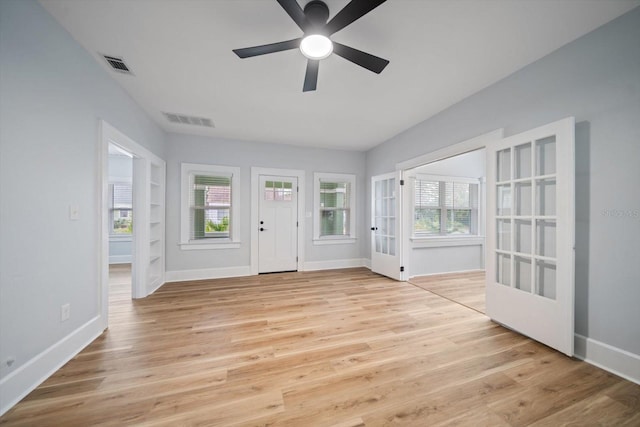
xmin=41 ymin=0 xmax=639 ymax=151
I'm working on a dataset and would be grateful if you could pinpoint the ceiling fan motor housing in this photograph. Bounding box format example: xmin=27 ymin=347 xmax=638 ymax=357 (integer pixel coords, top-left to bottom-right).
xmin=304 ymin=0 xmax=330 ymax=32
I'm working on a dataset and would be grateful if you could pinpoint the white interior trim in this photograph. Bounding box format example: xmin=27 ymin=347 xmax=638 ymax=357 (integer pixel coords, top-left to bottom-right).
xmin=399 ymin=129 xmax=503 ymax=281
xmin=0 ymin=316 xmax=103 ymax=417
xmin=251 ymin=167 xmax=306 ymax=275
xmin=165 ymin=266 xmax=253 ymax=283
xmin=313 ymin=172 xmax=357 ymax=243
xmin=575 ymin=334 xmax=640 ymax=385
xmin=301 ymin=258 xmax=367 ymax=272
xmin=100 ymin=120 xmax=165 ymax=327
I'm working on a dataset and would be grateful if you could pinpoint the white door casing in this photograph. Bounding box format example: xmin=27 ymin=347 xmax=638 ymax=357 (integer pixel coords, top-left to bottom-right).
xmin=486 ymin=117 xmax=575 ymax=356
xmin=258 ymin=175 xmax=298 ymax=273
xmin=371 ymin=171 xmax=404 ymax=281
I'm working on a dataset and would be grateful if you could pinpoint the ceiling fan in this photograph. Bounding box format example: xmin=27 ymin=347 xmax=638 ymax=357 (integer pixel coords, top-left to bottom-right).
xmin=233 ymin=0 xmax=389 ymax=92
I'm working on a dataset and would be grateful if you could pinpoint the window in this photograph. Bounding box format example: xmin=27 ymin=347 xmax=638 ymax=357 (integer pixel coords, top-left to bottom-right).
xmin=109 ymin=183 xmax=132 ymax=235
xmin=180 ymin=163 xmax=240 ymax=249
xmin=313 ymin=172 xmax=356 ymax=244
xmin=414 ymin=176 xmax=479 ymax=237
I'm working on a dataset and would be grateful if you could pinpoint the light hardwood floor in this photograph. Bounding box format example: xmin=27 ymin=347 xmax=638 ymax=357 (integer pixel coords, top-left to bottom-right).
xmin=1 ymin=267 xmax=639 ymax=426
xmin=409 ymin=271 xmax=486 ymax=314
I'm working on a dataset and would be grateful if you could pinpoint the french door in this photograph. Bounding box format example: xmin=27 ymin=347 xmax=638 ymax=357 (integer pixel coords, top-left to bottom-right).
xmin=371 ymin=171 xmax=403 ymax=280
xmin=258 ymin=175 xmax=298 ymax=273
xmin=486 ymin=117 xmax=575 ymax=356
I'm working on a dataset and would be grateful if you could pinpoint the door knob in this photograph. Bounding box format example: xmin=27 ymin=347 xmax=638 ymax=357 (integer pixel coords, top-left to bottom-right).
xmin=371 ymin=227 xmax=378 ymax=231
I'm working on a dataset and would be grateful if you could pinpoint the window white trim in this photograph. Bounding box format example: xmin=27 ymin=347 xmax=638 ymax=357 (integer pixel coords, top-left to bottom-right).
xmin=180 ymin=163 xmax=241 ymax=250
xmin=313 ymin=172 xmax=357 ymax=245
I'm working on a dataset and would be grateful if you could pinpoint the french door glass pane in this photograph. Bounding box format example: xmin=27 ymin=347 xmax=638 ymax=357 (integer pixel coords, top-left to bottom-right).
xmin=514 ymin=220 xmax=532 ymax=254
xmin=497 ymin=253 xmax=511 ymax=286
xmin=536 ymin=179 xmax=556 ymax=216
xmin=389 ymin=237 xmax=396 ymax=256
xmin=515 ymin=143 xmax=532 ymax=179
xmin=375 ymin=235 xmax=381 ymax=253
xmin=514 ymin=256 xmax=532 ymax=292
xmin=536 ymin=260 xmax=557 ymax=299
xmin=536 ymin=136 xmax=556 ymax=176
xmin=497 ymin=184 xmax=511 ymax=215
xmin=497 ymin=148 xmax=511 ymax=182
xmin=497 ymin=219 xmax=511 ymax=251
xmin=515 ymin=182 xmax=532 ymax=216
xmin=536 ymin=219 xmax=556 ymax=257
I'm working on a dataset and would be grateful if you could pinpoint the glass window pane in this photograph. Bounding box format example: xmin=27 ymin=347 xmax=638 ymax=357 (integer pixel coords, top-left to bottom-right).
xmin=381 ymin=236 xmax=388 ymax=254
xmin=536 ymin=219 xmax=556 ymax=258
xmin=515 ymin=143 xmax=532 ymax=179
xmin=320 ymin=209 xmax=349 ymax=236
xmin=447 ymin=209 xmax=471 ymax=234
xmin=113 ymin=209 xmax=132 ymax=234
xmin=536 ymin=136 xmax=556 ymax=176
xmin=497 ymin=184 xmax=511 ymax=216
xmin=389 ymin=237 xmax=396 ymax=256
xmin=515 ymin=182 xmax=532 ymax=216
xmin=497 ymin=219 xmax=511 ymax=251
xmin=514 ymin=219 xmax=532 ymax=254
xmin=375 ymin=235 xmax=382 ymax=253
xmin=514 ymin=256 xmax=532 ymax=293
xmin=414 ymin=208 xmax=441 ymax=234
xmin=497 ymin=148 xmax=511 ymax=182
xmin=536 ymin=179 xmax=556 ymax=216
xmin=497 ymin=253 xmax=511 ymax=286
xmin=536 ymin=260 xmax=556 ymax=299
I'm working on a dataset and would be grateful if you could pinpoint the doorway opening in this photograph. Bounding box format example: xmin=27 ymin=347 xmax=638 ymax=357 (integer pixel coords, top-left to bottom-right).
xmin=107 ymin=143 xmax=134 ymax=306
xmin=404 ymin=148 xmax=487 ymax=313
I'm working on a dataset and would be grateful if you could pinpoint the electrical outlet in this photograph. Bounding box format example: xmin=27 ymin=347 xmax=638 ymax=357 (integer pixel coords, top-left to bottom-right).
xmin=61 ymin=303 xmax=71 ymax=321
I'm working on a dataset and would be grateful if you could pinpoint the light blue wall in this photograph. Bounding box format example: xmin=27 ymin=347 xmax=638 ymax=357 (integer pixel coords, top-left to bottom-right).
xmin=366 ymin=8 xmax=640 ymax=356
xmin=0 ymin=0 xmax=165 ymax=407
xmin=164 ymin=133 xmax=367 ymax=273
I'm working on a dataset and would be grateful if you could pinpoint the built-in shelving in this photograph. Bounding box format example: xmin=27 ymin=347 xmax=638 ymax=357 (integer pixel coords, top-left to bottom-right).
xmin=148 ymin=161 xmax=165 ymax=292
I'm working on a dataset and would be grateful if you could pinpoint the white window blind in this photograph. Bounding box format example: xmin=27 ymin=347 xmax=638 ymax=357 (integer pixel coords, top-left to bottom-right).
xmin=414 ymin=179 xmax=479 ymax=236
xmin=190 ymin=174 xmax=231 ymax=240
xmin=110 ymin=183 xmax=132 ymax=234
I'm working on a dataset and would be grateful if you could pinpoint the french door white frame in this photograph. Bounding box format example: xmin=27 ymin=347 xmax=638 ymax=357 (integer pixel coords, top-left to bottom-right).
xmin=396 ymin=129 xmax=505 ymax=279
xmin=99 ymin=120 xmax=165 ymax=330
xmin=250 ymin=167 xmax=305 ymax=275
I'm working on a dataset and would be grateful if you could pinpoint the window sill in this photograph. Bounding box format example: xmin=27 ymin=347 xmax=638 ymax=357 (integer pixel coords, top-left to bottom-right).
xmin=411 ymin=236 xmax=484 ymax=248
xmin=180 ymin=240 xmax=241 ymax=250
xmin=109 ymin=235 xmax=132 ymax=242
xmin=313 ymin=237 xmax=357 ymax=246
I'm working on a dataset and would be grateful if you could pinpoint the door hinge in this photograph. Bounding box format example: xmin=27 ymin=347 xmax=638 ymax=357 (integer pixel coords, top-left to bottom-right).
xmin=296 ymin=256 xmax=299 ymax=262
xmin=296 ymin=221 xmax=299 ymax=227
xmin=400 ymin=266 xmax=405 ymax=272
xmin=400 ymin=179 xmax=405 ymax=186
xmin=297 ymin=186 xmax=299 ymax=192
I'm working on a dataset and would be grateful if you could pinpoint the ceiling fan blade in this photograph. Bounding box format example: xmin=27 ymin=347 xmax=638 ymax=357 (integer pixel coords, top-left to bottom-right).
xmin=233 ymin=38 xmax=302 ymax=58
xmin=276 ymin=0 xmax=310 ymax=31
xmin=303 ymin=59 xmax=319 ymax=92
xmin=332 ymin=42 xmax=389 ymax=74
xmin=324 ymin=0 xmax=387 ymax=36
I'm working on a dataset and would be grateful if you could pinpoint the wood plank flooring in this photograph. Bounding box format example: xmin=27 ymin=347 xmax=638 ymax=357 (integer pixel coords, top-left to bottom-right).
xmin=409 ymin=271 xmax=486 ymax=314
xmin=2 ymin=267 xmax=639 ymax=426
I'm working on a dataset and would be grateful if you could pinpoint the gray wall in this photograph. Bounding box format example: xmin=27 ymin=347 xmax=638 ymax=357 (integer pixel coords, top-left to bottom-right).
xmin=366 ymin=8 xmax=640 ymax=356
xmin=0 ymin=0 xmax=165 ymax=398
xmin=165 ymin=133 xmax=367 ymax=273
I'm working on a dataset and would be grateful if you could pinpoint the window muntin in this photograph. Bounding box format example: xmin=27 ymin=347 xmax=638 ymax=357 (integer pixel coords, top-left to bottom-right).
xmin=414 ymin=178 xmax=479 ymax=237
xmin=264 ymin=180 xmax=293 ymax=201
xmin=110 ymin=183 xmax=132 ymax=235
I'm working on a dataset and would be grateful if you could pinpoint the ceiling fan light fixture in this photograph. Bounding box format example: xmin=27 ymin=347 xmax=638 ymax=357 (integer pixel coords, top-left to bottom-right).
xmin=300 ymin=34 xmax=333 ymax=60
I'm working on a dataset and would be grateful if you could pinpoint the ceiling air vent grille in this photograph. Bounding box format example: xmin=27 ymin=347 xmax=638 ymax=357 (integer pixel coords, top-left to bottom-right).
xmin=102 ymin=55 xmax=132 ymax=74
xmin=163 ymin=112 xmax=215 ymax=128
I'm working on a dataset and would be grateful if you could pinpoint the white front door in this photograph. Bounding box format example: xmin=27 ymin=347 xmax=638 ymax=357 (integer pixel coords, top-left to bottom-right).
xmin=486 ymin=117 xmax=575 ymax=356
xmin=371 ymin=171 xmax=404 ymax=280
xmin=258 ymin=175 xmax=298 ymax=273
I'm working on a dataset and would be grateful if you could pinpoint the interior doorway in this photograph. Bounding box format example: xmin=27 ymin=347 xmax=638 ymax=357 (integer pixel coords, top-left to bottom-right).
xmin=107 ymin=143 xmax=134 ymax=303
xmin=403 ymin=148 xmax=487 ymax=311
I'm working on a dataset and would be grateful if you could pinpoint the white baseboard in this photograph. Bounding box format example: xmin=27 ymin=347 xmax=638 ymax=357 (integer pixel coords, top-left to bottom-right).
xmin=165 ymin=266 xmax=253 ymax=282
xmin=108 ymin=255 xmax=131 ymax=264
xmin=408 ymin=268 xmax=485 ymax=279
xmin=363 ymin=258 xmax=371 ymax=269
xmin=574 ymin=334 xmax=640 ymax=385
xmin=0 ymin=316 xmax=104 ymax=417
xmin=301 ymin=258 xmax=367 ymax=271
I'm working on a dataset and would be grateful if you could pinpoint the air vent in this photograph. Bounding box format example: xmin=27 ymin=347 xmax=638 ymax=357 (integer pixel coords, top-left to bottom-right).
xmin=102 ymin=55 xmax=132 ymax=74
xmin=163 ymin=112 xmax=215 ymax=128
